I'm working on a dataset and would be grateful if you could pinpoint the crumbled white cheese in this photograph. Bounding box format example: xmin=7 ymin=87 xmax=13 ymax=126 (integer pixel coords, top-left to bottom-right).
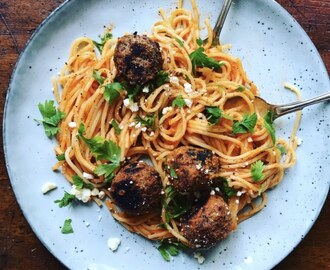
xmin=135 ymin=122 xmax=141 ymax=129
xmin=70 ymin=185 xmax=91 ymax=203
xmin=197 ymin=113 xmax=204 ymax=119
xmin=235 ymin=199 xmax=240 ymax=204
xmin=193 ymin=252 xmax=205 ymax=264
xmin=128 ymin=122 xmax=136 ymax=127
xmin=237 ymin=191 xmax=242 ymax=197
xmin=162 ymin=106 xmax=173 ymax=115
xmin=149 ymin=131 xmax=155 ymax=137
xmin=184 ymin=98 xmax=193 ymax=108
xmin=83 ymin=172 xmax=94 ymax=180
xmin=41 ymin=182 xmax=57 ymax=194
xmin=247 ymin=137 xmax=253 ymax=142
xmin=169 ymin=76 xmax=179 ymax=86
xmin=123 ymin=98 xmax=139 ymax=112
xmin=215 ymin=187 xmax=220 ymax=192
xmin=195 ymin=164 xmax=202 ymax=170
xmin=98 ymin=191 xmax=105 ymax=199
xmin=141 ymin=127 xmax=147 ymax=132
xmin=296 ymin=136 xmax=303 ymax=146
xmin=91 ymin=188 xmax=100 ymax=196
xmin=68 ymin=121 xmax=77 ymax=128
xmin=107 ymin=237 xmax=121 ymax=252
xmin=210 ymin=190 xmax=215 ymax=196
xmin=184 ymin=83 xmax=192 ymax=94
xmin=142 ymin=86 xmax=150 ymax=93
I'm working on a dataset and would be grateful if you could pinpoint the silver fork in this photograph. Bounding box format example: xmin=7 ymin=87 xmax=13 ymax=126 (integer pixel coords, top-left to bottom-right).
xmin=203 ymin=0 xmax=233 ymax=46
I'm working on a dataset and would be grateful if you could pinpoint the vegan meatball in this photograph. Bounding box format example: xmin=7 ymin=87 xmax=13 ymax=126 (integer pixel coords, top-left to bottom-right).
xmin=166 ymin=146 xmax=221 ymax=193
xmin=109 ymin=161 xmax=162 ymax=215
xmin=180 ymin=195 xmax=232 ymax=249
xmin=114 ymin=33 xmax=163 ymax=86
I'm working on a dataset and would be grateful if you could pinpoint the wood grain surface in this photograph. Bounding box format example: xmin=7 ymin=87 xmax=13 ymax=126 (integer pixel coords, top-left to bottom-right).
xmin=0 ymin=0 xmax=329 ymax=269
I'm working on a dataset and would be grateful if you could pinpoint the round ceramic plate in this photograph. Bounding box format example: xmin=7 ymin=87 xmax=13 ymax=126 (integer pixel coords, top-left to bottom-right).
xmin=3 ymin=0 xmax=330 ymax=269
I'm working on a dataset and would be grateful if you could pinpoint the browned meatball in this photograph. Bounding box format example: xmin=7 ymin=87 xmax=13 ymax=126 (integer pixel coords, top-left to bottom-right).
xmin=180 ymin=195 xmax=232 ymax=249
xmin=114 ymin=34 xmax=163 ymax=86
xmin=109 ymin=161 xmax=162 ymax=215
xmin=166 ymin=146 xmax=221 ymax=193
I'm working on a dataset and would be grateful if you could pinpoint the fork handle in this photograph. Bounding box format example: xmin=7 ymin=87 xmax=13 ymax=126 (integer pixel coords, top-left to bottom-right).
xmin=274 ymin=91 xmax=330 ymax=118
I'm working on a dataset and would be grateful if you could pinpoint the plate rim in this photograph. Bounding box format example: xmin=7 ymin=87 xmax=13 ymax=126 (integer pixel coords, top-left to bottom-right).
xmin=3 ymin=0 xmax=330 ymax=269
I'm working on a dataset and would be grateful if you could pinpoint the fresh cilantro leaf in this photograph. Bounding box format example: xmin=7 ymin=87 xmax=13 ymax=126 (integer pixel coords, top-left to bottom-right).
xmin=232 ymin=113 xmax=257 ymax=134
xmin=135 ymin=114 xmax=156 ymax=129
xmin=72 ymin=175 xmax=94 ymax=190
xmin=172 ymin=95 xmax=186 ymax=108
xmin=92 ymin=70 xmax=106 ymax=85
xmin=174 ymin=37 xmax=184 ymax=47
xmin=196 ymin=38 xmax=203 ymax=46
xmin=61 ymin=219 xmax=74 ymax=234
xmin=111 ymin=119 xmax=121 ymax=135
xmin=104 ymin=82 xmax=123 ymax=104
xmin=236 ymin=85 xmax=245 ymax=92
xmin=263 ymin=111 xmax=276 ymax=144
xmin=37 ymin=100 xmax=65 ymax=138
xmin=93 ymin=32 xmax=113 ymax=53
xmin=251 ymin=160 xmax=265 ymax=182
xmin=54 ymin=192 xmax=75 ymax=207
xmin=215 ymin=177 xmax=236 ymax=198
xmin=189 ymin=39 xmax=222 ymax=74
xmin=204 ymin=106 xmax=223 ymax=125
xmin=78 ymin=122 xmax=85 ymax=135
xmin=94 ymin=163 xmax=119 ymax=183
xmin=56 ymin=154 xmax=65 ymax=161
xmin=169 ymin=166 xmax=178 ymax=179
xmin=163 ymin=185 xmax=192 ymax=222
xmin=277 ymin=145 xmax=286 ymax=156
xmin=157 ymin=239 xmax=186 ymax=262
xmin=78 ymin=124 xmax=121 ymax=182
xmin=148 ymin=71 xmax=169 ymax=91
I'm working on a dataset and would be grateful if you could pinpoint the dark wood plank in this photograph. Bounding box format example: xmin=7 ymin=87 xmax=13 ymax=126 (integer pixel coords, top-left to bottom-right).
xmin=0 ymin=0 xmax=329 ymax=269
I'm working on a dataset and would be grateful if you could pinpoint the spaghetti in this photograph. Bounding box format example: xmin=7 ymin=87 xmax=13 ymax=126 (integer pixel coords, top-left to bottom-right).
xmin=51 ymin=0 xmax=300 ymax=248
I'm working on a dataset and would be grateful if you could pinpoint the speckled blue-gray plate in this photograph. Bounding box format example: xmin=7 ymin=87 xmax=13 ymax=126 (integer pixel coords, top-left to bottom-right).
xmin=3 ymin=0 xmax=330 ymax=269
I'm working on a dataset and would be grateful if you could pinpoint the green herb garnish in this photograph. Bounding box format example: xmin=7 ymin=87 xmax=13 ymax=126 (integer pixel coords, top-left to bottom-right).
xmin=56 ymin=154 xmax=65 ymax=161
xmin=277 ymin=145 xmax=286 ymax=156
xmin=37 ymin=100 xmax=65 ymax=138
xmin=72 ymin=175 xmax=94 ymax=190
xmin=263 ymin=110 xmax=276 ymax=144
xmin=78 ymin=123 xmax=121 ymax=182
xmin=251 ymin=160 xmax=265 ymax=182
xmin=204 ymin=106 xmax=223 ymax=125
xmin=174 ymin=37 xmax=184 ymax=47
xmin=172 ymin=95 xmax=186 ymax=108
xmin=169 ymin=167 xmax=178 ymax=179
xmin=135 ymin=114 xmax=156 ymax=129
xmin=157 ymin=239 xmax=186 ymax=262
xmin=92 ymin=70 xmax=106 ymax=85
xmin=61 ymin=219 xmax=74 ymax=234
xmin=189 ymin=38 xmax=222 ymax=74
xmin=54 ymin=192 xmax=75 ymax=208
xmin=232 ymin=113 xmax=257 ymax=134
xmin=93 ymin=32 xmax=113 ymax=53
xmin=111 ymin=119 xmax=121 ymax=135
xmin=163 ymin=186 xmax=192 ymax=222
xmin=236 ymin=85 xmax=245 ymax=92
xmin=104 ymin=82 xmax=123 ymax=104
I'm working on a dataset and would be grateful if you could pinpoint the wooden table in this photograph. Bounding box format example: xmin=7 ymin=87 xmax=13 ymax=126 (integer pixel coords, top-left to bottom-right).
xmin=0 ymin=0 xmax=329 ymax=269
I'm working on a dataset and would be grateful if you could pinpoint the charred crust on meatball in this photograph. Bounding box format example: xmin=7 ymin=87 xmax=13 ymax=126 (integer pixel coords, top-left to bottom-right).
xmin=110 ymin=161 xmax=162 ymax=215
xmin=166 ymin=146 xmax=221 ymax=193
xmin=180 ymin=195 xmax=232 ymax=249
xmin=114 ymin=34 xmax=163 ymax=86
